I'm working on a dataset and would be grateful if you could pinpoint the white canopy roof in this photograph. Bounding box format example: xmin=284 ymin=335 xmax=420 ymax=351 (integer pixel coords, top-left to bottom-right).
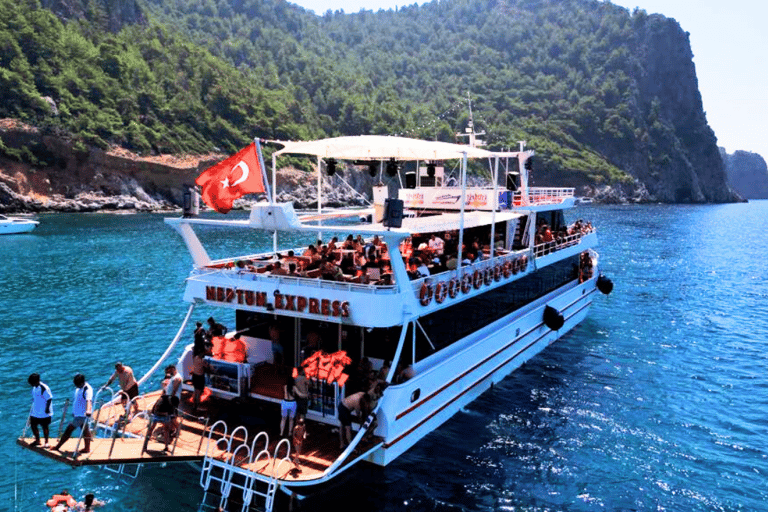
xmin=273 ymin=135 xmax=495 ymax=161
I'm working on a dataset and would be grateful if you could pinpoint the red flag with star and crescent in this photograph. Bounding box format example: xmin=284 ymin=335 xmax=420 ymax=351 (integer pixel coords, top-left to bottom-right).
xmin=195 ymin=142 xmax=265 ymax=213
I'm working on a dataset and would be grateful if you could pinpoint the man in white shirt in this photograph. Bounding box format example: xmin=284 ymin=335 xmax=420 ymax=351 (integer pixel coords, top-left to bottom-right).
xmin=54 ymin=373 xmax=93 ymax=454
xmin=428 ymin=234 xmax=444 ymax=255
xmin=27 ymin=373 xmax=53 ymax=447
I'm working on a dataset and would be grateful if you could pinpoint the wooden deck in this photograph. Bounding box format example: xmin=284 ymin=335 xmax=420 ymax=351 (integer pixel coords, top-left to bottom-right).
xmin=17 ymin=388 xmax=381 ymax=483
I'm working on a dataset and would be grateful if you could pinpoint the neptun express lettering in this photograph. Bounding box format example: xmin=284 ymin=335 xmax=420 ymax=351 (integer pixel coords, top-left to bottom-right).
xmin=205 ymin=286 xmax=350 ymax=318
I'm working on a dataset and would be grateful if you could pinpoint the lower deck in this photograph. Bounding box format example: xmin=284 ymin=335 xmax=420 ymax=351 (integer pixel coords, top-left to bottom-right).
xmin=18 ymin=388 xmax=382 ymax=483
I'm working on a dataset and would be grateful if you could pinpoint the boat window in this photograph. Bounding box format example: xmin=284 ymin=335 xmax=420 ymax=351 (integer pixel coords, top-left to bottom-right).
xmin=414 ymin=255 xmax=580 ymax=363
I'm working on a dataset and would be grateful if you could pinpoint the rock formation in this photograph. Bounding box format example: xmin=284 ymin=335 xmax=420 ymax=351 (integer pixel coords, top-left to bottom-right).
xmin=721 ymin=148 xmax=768 ymax=200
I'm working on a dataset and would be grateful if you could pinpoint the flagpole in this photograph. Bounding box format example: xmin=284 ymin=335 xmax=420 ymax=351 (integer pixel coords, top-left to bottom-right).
xmin=317 ymin=155 xmax=322 ymax=242
xmin=258 ymin=138 xmax=278 ymax=254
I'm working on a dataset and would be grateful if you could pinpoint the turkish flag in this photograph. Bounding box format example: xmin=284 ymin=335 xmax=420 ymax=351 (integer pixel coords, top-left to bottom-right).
xmin=195 ymin=142 xmax=265 ymax=213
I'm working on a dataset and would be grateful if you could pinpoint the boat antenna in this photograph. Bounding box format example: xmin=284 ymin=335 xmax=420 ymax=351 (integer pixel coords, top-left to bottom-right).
xmin=455 ymin=91 xmax=485 ymax=148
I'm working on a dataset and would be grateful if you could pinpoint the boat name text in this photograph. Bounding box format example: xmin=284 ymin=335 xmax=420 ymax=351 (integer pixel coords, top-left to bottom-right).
xmin=205 ymin=286 xmax=350 ymax=317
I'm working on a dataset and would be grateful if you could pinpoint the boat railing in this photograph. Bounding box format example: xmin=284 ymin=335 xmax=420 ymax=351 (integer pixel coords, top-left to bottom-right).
xmin=533 ymin=228 xmax=594 ymax=259
xmin=513 ymin=187 xmax=575 ymax=206
xmin=189 ymin=266 xmax=398 ymax=294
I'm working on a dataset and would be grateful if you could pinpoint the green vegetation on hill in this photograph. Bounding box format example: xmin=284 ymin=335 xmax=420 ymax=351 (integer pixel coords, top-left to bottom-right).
xmin=0 ymin=0 xmax=729 ymax=199
xmin=0 ymin=0 xmax=312 ymax=158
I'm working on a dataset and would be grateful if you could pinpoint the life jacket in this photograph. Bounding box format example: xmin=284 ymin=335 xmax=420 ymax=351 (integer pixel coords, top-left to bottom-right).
xmin=316 ymin=352 xmax=332 ymax=380
xmin=222 ymin=337 xmax=247 ymax=363
xmin=336 ymin=373 xmax=349 ymax=387
xmin=210 ymin=335 xmax=226 ymax=359
xmin=325 ymin=351 xmax=352 ymax=384
xmin=46 ymin=494 xmax=77 ymax=508
xmin=302 ymin=351 xmax=322 ymax=379
xmin=185 ymin=386 xmax=211 ymax=403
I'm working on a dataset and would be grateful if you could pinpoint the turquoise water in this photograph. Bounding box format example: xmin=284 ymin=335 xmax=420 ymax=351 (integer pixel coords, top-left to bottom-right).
xmin=3 ymin=202 xmax=768 ymax=511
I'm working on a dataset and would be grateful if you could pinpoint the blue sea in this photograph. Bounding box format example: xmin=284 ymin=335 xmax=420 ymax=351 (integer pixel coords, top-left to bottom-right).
xmin=2 ymin=202 xmax=768 ymax=511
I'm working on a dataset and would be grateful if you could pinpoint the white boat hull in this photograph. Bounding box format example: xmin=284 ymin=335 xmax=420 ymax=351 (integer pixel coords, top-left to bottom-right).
xmin=371 ymin=276 xmax=595 ymax=466
xmin=0 ymin=219 xmax=38 ymax=234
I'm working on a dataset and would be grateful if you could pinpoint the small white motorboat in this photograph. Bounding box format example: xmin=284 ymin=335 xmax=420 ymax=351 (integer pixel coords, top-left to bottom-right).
xmin=0 ymin=214 xmax=39 ymax=234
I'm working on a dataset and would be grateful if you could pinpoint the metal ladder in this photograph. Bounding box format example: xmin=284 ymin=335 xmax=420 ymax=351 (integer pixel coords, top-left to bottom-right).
xmin=199 ymin=422 xmax=291 ymax=512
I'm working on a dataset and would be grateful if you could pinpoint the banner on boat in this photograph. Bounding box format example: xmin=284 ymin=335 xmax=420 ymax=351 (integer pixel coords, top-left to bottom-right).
xmin=196 ymin=141 xmax=266 ymax=213
xmin=205 ymin=286 xmax=350 ymax=318
xmin=399 ymin=188 xmax=511 ymax=210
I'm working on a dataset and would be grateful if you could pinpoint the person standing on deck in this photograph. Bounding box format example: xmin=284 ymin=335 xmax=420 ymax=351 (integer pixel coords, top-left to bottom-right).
xmin=27 ymin=373 xmax=53 ymax=447
xmin=280 ymin=372 xmax=297 ymax=437
xmin=337 ymin=391 xmax=372 ymax=449
xmin=206 ymin=316 xmax=227 ymax=338
xmin=103 ymin=362 xmax=139 ymax=417
xmin=54 ymin=373 xmax=93 ymax=453
xmin=191 ymin=346 xmax=209 ymax=412
xmin=193 ymin=321 xmax=208 ymax=354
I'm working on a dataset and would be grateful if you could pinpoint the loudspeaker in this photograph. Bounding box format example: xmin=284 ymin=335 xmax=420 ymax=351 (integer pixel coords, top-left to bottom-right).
xmin=383 ymin=198 xmax=404 ymax=228
xmin=405 ymin=172 xmax=416 ymax=189
xmin=506 ymin=173 xmax=518 ymax=191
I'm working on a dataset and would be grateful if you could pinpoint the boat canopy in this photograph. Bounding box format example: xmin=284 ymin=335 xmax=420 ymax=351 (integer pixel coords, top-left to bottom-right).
xmin=273 ymin=135 xmax=495 ymax=161
xmin=371 ymin=210 xmax=524 ymax=234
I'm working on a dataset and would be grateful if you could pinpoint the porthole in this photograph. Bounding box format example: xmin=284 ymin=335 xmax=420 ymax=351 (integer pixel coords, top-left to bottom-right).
xmin=410 ymin=389 xmax=421 ymax=402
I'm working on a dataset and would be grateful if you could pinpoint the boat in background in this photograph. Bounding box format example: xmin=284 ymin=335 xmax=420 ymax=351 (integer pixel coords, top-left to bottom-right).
xmin=0 ymin=214 xmax=38 ymax=234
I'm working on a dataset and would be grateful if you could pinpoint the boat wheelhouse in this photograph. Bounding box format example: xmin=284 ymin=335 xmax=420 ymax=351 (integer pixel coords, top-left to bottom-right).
xmin=18 ymin=135 xmax=610 ymax=511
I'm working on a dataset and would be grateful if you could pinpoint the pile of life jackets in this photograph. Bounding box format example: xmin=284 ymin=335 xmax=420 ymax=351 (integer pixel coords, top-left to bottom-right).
xmin=301 ymin=350 xmax=352 ymax=386
xmin=210 ymin=335 xmax=247 ymax=363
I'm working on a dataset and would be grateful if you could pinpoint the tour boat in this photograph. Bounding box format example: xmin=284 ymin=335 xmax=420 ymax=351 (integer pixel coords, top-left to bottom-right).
xmin=19 ymin=134 xmax=611 ymax=511
xmin=0 ymin=214 xmax=38 ymax=234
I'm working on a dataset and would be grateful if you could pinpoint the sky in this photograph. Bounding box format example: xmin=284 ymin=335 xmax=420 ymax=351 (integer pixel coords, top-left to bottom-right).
xmin=289 ymin=0 xmax=767 ymax=159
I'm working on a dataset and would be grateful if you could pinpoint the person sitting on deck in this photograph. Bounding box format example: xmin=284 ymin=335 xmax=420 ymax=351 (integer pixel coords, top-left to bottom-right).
xmin=320 ymin=257 xmax=344 ymax=281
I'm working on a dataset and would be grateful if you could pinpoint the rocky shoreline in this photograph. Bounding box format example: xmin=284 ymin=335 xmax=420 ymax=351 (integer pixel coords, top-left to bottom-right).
xmin=0 ymin=118 xmax=689 ymax=214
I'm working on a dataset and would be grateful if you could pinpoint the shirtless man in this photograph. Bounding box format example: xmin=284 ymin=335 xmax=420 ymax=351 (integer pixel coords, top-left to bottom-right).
xmin=104 ymin=362 xmax=139 ymax=417
xmin=337 ymin=391 xmax=371 ymax=449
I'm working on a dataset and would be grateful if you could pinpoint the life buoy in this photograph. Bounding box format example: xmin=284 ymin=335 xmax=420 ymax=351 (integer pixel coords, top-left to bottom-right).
xmin=448 ymin=278 xmax=460 ymax=298
xmin=502 ymin=261 xmax=512 ymax=278
xmin=484 ymin=267 xmax=493 ymax=286
xmin=419 ymin=282 xmax=433 ymax=306
xmin=461 ymin=274 xmax=472 ymax=293
xmin=473 ymin=270 xmax=483 ymax=289
xmin=434 ymin=281 xmax=448 ymax=303
xmin=494 ymin=264 xmax=502 ymax=282
xmin=47 ymin=494 xmax=77 ymax=509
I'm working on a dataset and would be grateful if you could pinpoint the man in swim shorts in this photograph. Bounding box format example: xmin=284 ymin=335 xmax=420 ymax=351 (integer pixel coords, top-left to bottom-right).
xmin=104 ymin=362 xmax=139 ymax=417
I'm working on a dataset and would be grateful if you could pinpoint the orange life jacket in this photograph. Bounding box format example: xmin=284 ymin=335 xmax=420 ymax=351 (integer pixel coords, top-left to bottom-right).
xmin=210 ymin=336 xmax=226 ymax=359
xmin=46 ymin=494 xmax=77 ymax=508
xmin=317 ymin=352 xmax=333 ymax=380
xmin=222 ymin=337 xmax=247 ymax=363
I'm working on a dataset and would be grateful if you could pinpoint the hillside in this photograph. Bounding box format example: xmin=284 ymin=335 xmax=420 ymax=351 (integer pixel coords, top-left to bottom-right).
xmin=0 ymin=0 xmax=741 ymax=211
xmin=721 ymin=148 xmax=768 ymax=200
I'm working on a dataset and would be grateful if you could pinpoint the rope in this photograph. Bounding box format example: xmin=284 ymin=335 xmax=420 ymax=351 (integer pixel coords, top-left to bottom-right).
xmin=137 ymin=303 xmax=196 ymax=388
xmin=329 ymin=172 xmax=373 ymax=207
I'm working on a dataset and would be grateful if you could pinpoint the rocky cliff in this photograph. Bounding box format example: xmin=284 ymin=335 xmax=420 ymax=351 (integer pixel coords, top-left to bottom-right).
xmin=595 ymin=14 xmax=735 ymax=203
xmin=0 ymin=120 xmax=372 ymax=213
xmin=721 ymin=148 xmax=768 ymax=200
